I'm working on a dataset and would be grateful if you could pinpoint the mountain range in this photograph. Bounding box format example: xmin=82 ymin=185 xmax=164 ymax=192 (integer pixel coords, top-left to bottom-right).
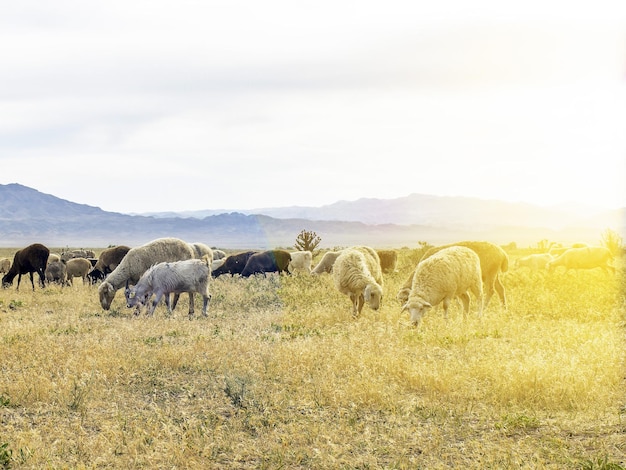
xmin=0 ymin=183 xmax=623 ymax=249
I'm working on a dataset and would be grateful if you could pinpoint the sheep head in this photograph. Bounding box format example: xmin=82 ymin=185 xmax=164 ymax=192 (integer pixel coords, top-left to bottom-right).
xmin=401 ymin=297 xmax=432 ymax=327
xmin=364 ymin=283 xmax=383 ymax=310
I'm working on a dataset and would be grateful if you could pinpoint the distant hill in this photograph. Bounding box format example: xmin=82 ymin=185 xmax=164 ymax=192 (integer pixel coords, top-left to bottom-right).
xmin=0 ymin=183 xmax=623 ymax=249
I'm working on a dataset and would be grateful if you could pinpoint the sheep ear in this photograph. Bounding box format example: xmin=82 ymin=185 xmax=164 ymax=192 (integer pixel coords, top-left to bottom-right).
xmin=364 ymin=285 xmax=371 ymax=301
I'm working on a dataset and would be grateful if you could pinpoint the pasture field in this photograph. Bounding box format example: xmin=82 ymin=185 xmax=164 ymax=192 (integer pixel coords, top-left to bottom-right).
xmin=0 ymin=247 xmax=624 ymax=469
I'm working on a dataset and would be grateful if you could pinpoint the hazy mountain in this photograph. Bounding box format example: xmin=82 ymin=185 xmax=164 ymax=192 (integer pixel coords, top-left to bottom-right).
xmin=0 ymin=183 xmax=622 ymax=249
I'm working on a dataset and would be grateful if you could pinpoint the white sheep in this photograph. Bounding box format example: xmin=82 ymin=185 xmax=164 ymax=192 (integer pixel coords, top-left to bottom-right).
xmin=401 ymin=246 xmax=483 ymax=327
xmin=332 ymin=246 xmax=383 ymax=317
xmin=45 ymin=260 xmax=67 ymax=286
xmin=0 ymin=258 xmax=10 ymax=274
xmin=211 ymin=258 xmax=226 ymax=272
xmin=397 ymin=241 xmax=508 ymax=309
xmin=47 ymin=253 xmax=61 ymax=265
xmin=98 ymin=237 xmax=195 ymax=310
xmin=189 ymin=242 xmax=214 ymax=264
xmin=288 ymin=250 xmax=313 ymax=274
xmin=125 ymin=257 xmax=212 ymax=318
xmin=212 ymin=249 xmax=227 ymax=260
xmin=312 ymin=250 xmax=342 ymax=274
xmin=514 ymin=253 xmax=554 ymax=270
xmin=65 ymin=257 xmax=93 ymax=286
xmin=546 ymin=246 xmax=615 ymax=274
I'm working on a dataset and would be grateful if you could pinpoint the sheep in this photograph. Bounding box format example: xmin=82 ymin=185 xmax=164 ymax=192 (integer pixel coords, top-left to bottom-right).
xmin=401 ymin=246 xmax=483 ymax=327
xmin=89 ymin=245 xmax=131 ymax=284
xmin=45 ymin=260 xmax=67 ymax=286
xmin=61 ymin=249 xmax=96 ymax=262
xmin=212 ymin=251 xmax=258 ymax=277
xmin=47 ymin=253 xmax=61 ymax=265
xmin=546 ymin=246 xmax=615 ymax=274
xmin=211 ymin=258 xmax=226 ymax=272
xmin=311 ymin=250 xmax=342 ymax=274
xmin=98 ymin=237 xmax=195 ymax=310
xmin=288 ymin=250 xmax=313 ymax=274
xmin=0 ymin=258 xmax=11 ymax=274
xmin=189 ymin=242 xmax=214 ymax=264
xmin=65 ymin=257 xmax=93 ymax=286
xmin=376 ymin=249 xmax=398 ymax=273
xmin=212 ymin=249 xmax=227 ymax=260
xmin=397 ymin=241 xmax=508 ymax=309
xmin=2 ymin=243 xmax=50 ymax=291
xmin=514 ymin=253 xmax=554 ymax=270
xmin=332 ymin=246 xmax=383 ymax=317
xmin=241 ymin=250 xmax=292 ymax=277
xmin=125 ymin=257 xmax=212 ymax=318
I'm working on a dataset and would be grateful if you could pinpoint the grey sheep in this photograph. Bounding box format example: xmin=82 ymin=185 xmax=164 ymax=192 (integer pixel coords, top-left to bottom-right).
xmin=125 ymin=257 xmax=212 ymax=318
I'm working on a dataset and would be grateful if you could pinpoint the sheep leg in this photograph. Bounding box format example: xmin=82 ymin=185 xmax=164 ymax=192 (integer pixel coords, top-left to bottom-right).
xmin=349 ymin=293 xmax=359 ymax=316
xmin=187 ymin=292 xmax=194 ymax=319
xmin=29 ymin=272 xmax=36 ymax=291
xmin=356 ymin=293 xmax=365 ymax=316
xmin=459 ymin=292 xmax=470 ymax=317
xmin=149 ymin=292 xmax=163 ymax=316
xmin=170 ymin=293 xmax=181 ymax=311
xmin=201 ymin=294 xmax=211 ymax=317
xmin=442 ymin=297 xmax=451 ymax=319
xmin=493 ymin=275 xmax=506 ymax=308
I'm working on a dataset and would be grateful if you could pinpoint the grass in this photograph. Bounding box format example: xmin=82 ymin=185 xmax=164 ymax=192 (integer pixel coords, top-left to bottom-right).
xmin=0 ymin=247 xmax=624 ymax=468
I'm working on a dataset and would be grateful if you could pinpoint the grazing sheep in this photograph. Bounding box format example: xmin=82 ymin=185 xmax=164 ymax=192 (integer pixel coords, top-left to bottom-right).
xmin=211 ymin=251 xmax=258 ymax=277
xmin=0 ymin=258 xmax=11 ymax=274
xmin=241 ymin=250 xmax=292 ymax=277
xmin=332 ymin=246 xmax=384 ymax=317
xmin=125 ymin=257 xmax=212 ymax=318
xmin=515 ymin=253 xmax=554 ymax=270
xmin=288 ymin=250 xmax=313 ymax=274
xmin=2 ymin=243 xmax=50 ymax=291
xmin=45 ymin=260 xmax=67 ymax=286
xmin=98 ymin=237 xmax=195 ymax=310
xmin=397 ymin=241 xmax=508 ymax=309
xmin=546 ymin=246 xmax=615 ymax=274
xmin=189 ymin=242 xmax=214 ymax=264
xmin=65 ymin=257 xmax=93 ymax=286
xmin=212 ymin=249 xmax=227 ymax=260
xmin=311 ymin=250 xmax=342 ymax=274
xmin=402 ymin=246 xmax=483 ymax=327
xmin=376 ymin=249 xmax=398 ymax=273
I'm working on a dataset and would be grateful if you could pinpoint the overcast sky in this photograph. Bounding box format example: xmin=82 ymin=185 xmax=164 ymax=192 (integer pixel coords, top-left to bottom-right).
xmin=1 ymin=1 xmax=625 ymax=214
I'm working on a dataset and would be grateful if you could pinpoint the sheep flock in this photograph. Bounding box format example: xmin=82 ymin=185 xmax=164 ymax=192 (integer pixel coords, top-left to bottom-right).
xmin=1 ymin=237 xmax=620 ymax=328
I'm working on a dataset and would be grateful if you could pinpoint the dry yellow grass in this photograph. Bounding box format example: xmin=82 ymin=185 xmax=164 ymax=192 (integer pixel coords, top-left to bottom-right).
xmin=0 ymin=247 xmax=624 ymax=469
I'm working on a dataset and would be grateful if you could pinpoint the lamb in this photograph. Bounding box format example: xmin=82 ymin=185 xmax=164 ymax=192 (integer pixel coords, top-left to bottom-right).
xmin=45 ymin=260 xmax=67 ymax=286
xmin=0 ymin=258 xmax=11 ymax=274
xmin=65 ymin=257 xmax=93 ymax=286
xmin=401 ymin=246 xmax=483 ymax=327
xmin=332 ymin=246 xmax=384 ymax=317
xmin=546 ymin=246 xmax=615 ymax=274
xmin=397 ymin=241 xmax=508 ymax=309
xmin=125 ymin=257 xmax=212 ymax=318
xmin=376 ymin=249 xmax=398 ymax=273
xmin=311 ymin=250 xmax=342 ymax=274
xmin=241 ymin=250 xmax=292 ymax=277
xmin=288 ymin=250 xmax=313 ymax=274
xmin=2 ymin=243 xmax=50 ymax=291
xmin=98 ymin=237 xmax=195 ymax=310
xmin=514 ymin=253 xmax=554 ymax=270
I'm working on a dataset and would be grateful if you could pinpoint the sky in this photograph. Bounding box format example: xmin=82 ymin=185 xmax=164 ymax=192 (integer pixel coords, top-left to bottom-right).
xmin=1 ymin=1 xmax=625 ymax=215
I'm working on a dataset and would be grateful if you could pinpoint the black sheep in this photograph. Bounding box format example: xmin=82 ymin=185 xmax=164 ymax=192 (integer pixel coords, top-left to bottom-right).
xmin=2 ymin=243 xmax=50 ymax=291
xmin=241 ymin=250 xmax=292 ymax=277
xmin=212 ymin=251 xmax=257 ymax=277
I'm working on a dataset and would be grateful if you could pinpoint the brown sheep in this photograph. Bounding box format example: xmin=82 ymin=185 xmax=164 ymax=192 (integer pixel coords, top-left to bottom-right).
xmin=0 ymin=258 xmax=11 ymax=274
xmin=65 ymin=258 xmax=93 ymax=286
xmin=376 ymin=249 xmax=398 ymax=273
xmin=2 ymin=243 xmax=50 ymax=291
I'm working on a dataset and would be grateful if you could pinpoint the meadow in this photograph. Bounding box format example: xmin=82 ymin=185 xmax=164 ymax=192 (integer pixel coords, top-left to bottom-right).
xmin=0 ymin=246 xmax=624 ymax=469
